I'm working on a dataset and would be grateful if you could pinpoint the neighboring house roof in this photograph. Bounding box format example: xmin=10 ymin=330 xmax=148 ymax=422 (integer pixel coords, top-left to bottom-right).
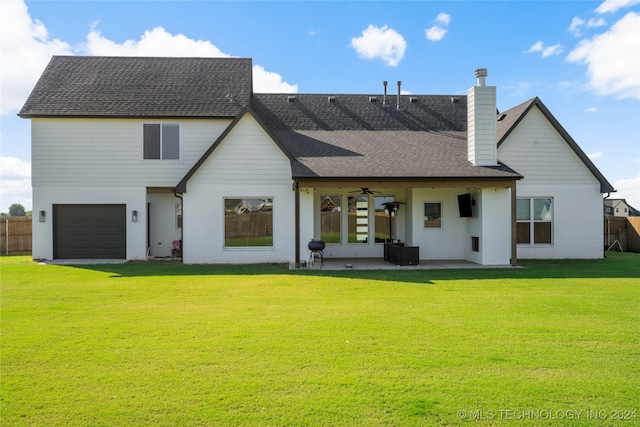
xmin=249 ymin=94 xmax=521 ymax=180
xmin=18 ymin=56 xmax=252 ymax=118
xmin=496 ymin=97 xmax=615 ymax=193
xmin=605 ymin=199 xmax=640 ymax=216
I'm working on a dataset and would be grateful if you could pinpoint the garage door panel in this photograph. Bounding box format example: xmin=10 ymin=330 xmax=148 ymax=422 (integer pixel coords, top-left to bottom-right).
xmin=54 ymin=205 xmax=126 ymax=259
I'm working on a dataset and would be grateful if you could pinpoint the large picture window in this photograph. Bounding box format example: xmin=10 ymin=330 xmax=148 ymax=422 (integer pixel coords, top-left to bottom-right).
xmin=424 ymin=202 xmax=442 ymax=229
xmin=224 ymin=198 xmax=273 ymax=247
xmin=144 ymin=124 xmax=180 ymax=160
xmin=517 ymin=198 xmax=553 ymax=244
xmin=320 ymin=196 xmax=341 ymax=244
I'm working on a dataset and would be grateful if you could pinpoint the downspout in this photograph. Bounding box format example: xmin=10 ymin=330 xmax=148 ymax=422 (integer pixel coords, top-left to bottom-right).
xmin=174 ymin=189 xmax=184 ymax=264
xmin=603 ymin=192 xmax=611 ymax=253
xmin=294 ymin=180 xmax=300 ymax=268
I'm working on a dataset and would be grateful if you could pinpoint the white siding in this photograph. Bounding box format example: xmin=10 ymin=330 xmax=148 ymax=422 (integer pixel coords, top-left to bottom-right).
xmin=182 ymin=114 xmax=295 ymax=264
xmin=32 ymin=118 xmax=231 ymax=187
xmin=467 ymin=85 xmax=497 ymax=166
xmin=410 ymin=189 xmax=469 ymax=260
xmin=498 ymin=106 xmax=604 ymax=259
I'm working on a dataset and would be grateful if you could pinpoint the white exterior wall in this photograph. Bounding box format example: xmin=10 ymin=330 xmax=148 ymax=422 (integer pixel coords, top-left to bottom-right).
xmin=498 ymin=106 xmax=604 ymax=259
xmin=31 ymin=117 xmax=229 ymax=260
xmin=182 ymin=114 xmax=295 ymax=264
xmin=467 ymin=85 xmax=498 ymax=166
xmin=32 ymin=118 xmax=231 ymax=187
xmin=410 ymin=189 xmax=469 ymax=260
xmin=32 ymin=186 xmax=147 ymax=260
xmin=475 ymin=188 xmax=511 ymax=265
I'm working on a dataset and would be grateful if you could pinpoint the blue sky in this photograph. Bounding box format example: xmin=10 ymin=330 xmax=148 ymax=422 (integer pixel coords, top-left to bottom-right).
xmin=1 ymin=0 xmax=639 ymax=212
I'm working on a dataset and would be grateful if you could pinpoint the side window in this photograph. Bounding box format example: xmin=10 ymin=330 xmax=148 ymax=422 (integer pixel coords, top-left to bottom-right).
xmin=517 ymin=198 xmax=553 ymax=244
xmin=144 ymin=124 xmax=180 ymax=160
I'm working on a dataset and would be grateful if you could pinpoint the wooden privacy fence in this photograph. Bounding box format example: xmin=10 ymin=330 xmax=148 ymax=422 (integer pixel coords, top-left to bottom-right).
xmin=604 ymin=216 xmax=640 ymax=253
xmin=1 ymin=217 xmax=32 ymax=255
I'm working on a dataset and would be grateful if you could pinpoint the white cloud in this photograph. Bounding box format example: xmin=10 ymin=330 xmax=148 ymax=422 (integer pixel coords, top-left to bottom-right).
xmin=252 ymin=65 xmax=298 ymax=93
xmin=569 ymin=16 xmax=607 ymax=36
xmin=426 ymin=26 xmax=448 ymax=42
xmin=350 ymin=24 xmax=406 ymax=67
xmin=596 ymin=0 xmax=640 ymax=13
xmin=0 ymin=0 xmax=73 ymax=115
xmin=0 ymin=1 xmax=298 ymax=111
xmin=586 ymin=106 xmax=598 ymax=112
xmin=588 ymin=151 xmax=603 ymax=159
xmin=569 ymin=17 xmax=585 ymax=36
xmin=425 ymin=12 xmax=451 ymax=42
xmin=613 ymin=174 xmax=640 ymax=209
xmin=0 ymin=156 xmax=32 ymax=212
xmin=80 ymin=24 xmax=230 ymax=57
xmin=587 ymin=17 xmax=608 ymax=28
xmin=435 ymin=13 xmax=451 ymax=26
xmin=567 ymin=12 xmax=640 ymax=100
xmin=526 ymin=41 xmax=564 ymax=58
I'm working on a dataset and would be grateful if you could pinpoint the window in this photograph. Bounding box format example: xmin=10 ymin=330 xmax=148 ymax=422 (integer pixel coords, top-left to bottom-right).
xmin=348 ymin=196 xmax=368 ymax=243
xmin=320 ymin=196 xmax=341 ymax=243
xmin=424 ymin=202 xmax=442 ymax=229
xmin=517 ymin=198 xmax=553 ymax=244
xmin=471 ymin=236 xmax=479 ymax=252
xmin=144 ymin=124 xmax=180 ymax=159
xmin=375 ymin=196 xmax=395 ymax=242
xmin=224 ymin=198 xmax=273 ymax=247
xmin=176 ymin=203 xmax=182 ymax=229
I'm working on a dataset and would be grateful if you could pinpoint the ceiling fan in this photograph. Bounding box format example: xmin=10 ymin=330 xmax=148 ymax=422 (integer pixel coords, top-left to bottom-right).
xmin=349 ymin=187 xmax=381 ymax=195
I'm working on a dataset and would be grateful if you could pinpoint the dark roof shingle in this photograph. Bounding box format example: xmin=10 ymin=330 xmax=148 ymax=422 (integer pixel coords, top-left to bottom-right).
xmin=250 ymin=94 xmax=521 ymax=180
xmin=19 ymin=56 xmax=252 ymax=118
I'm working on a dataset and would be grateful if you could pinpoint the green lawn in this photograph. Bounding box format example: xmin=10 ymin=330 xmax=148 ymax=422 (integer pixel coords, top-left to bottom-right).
xmin=1 ymin=253 xmax=639 ymax=426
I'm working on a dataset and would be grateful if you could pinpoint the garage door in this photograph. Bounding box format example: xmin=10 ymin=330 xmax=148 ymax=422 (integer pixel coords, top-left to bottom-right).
xmin=54 ymin=204 xmax=126 ymax=259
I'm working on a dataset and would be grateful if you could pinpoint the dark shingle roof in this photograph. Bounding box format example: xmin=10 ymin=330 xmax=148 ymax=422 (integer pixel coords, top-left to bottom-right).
xmin=19 ymin=56 xmax=252 ymax=118
xmin=250 ymin=94 xmax=521 ymax=180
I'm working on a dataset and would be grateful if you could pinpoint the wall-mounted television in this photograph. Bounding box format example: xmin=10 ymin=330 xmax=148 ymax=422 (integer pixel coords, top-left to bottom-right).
xmin=458 ymin=193 xmax=473 ymax=217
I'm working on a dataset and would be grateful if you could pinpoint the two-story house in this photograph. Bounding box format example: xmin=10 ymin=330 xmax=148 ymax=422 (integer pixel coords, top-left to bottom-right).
xmin=19 ymin=56 xmax=614 ymax=265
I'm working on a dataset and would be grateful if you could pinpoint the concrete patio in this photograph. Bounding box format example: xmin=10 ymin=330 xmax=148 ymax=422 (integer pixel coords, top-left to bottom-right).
xmin=294 ymin=257 xmax=518 ymax=271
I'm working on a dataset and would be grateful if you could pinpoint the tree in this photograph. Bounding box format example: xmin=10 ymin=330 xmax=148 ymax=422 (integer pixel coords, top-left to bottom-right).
xmin=8 ymin=203 xmax=26 ymax=217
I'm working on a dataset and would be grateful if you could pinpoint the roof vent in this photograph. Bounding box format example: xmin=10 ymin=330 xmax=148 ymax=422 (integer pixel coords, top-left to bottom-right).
xmin=410 ymin=96 xmax=418 ymax=103
xmin=328 ymin=96 xmax=336 ymax=103
xmin=287 ymin=96 xmax=296 ymax=103
xmin=383 ymin=81 xmax=388 ymax=105
xmin=369 ymin=96 xmax=378 ymax=103
xmin=450 ymin=96 xmax=460 ymax=103
xmin=396 ymin=81 xmax=402 ymax=110
xmin=475 ymin=68 xmax=488 ymax=86
xmin=497 ymin=113 xmax=507 ymax=121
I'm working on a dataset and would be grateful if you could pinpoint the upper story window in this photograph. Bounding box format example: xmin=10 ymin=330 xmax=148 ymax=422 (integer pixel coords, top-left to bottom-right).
xmin=143 ymin=124 xmax=180 ymax=160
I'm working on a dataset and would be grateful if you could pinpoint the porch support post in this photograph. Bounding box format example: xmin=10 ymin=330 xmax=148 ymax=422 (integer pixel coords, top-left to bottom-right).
xmin=294 ymin=180 xmax=300 ymax=268
xmin=510 ymin=182 xmax=518 ymax=267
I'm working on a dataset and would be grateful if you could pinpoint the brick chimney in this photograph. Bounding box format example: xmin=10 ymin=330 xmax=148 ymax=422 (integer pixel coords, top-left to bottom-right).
xmin=467 ymin=68 xmax=497 ymax=166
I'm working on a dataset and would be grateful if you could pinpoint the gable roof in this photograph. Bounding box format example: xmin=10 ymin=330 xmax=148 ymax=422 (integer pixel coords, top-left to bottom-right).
xmin=496 ymin=97 xmax=615 ymax=193
xmin=18 ymin=56 xmax=252 ymax=118
xmin=250 ymin=94 xmax=521 ymax=180
xmin=175 ymin=105 xmax=294 ymax=193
